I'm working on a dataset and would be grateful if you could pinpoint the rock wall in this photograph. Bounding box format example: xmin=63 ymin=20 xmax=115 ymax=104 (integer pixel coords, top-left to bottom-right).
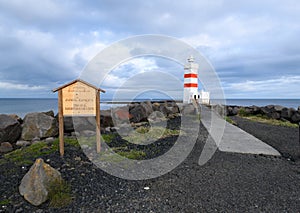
xmin=226 ymin=105 xmax=300 ymax=123
xmin=0 ymin=101 xmax=181 ymax=147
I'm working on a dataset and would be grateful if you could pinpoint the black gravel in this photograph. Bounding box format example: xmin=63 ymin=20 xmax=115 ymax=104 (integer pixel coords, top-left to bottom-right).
xmin=230 ymin=116 xmax=300 ymax=161
xmin=1 ymin=117 xmax=300 ymax=212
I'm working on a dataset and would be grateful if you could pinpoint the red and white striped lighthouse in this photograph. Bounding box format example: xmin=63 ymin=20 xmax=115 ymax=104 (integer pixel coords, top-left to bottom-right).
xmin=183 ymin=56 xmax=199 ymax=103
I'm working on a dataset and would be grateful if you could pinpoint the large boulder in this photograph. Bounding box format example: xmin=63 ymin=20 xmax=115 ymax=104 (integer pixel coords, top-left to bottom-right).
xmin=281 ymin=108 xmax=295 ymax=121
xmin=130 ymin=102 xmax=153 ymax=123
xmin=100 ymin=110 xmax=114 ymax=127
xmin=291 ymin=112 xmax=300 ymax=123
xmin=19 ymin=158 xmax=63 ymax=206
xmin=0 ymin=114 xmax=22 ymax=143
xmin=21 ymin=112 xmax=58 ymax=141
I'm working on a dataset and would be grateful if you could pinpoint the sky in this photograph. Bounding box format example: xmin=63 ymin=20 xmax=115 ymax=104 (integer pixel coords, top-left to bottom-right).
xmin=0 ymin=0 xmax=300 ymax=99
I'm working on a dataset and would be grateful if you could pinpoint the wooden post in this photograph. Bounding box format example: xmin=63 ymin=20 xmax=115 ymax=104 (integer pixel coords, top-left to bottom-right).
xmin=96 ymin=90 xmax=101 ymax=153
xmin=58 ymin=90 xmax=64 ymax=157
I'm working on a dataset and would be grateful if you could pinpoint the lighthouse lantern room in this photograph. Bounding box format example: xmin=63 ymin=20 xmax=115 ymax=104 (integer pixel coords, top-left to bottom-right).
xmin=183 ymin=56 xmax=200 ymax=103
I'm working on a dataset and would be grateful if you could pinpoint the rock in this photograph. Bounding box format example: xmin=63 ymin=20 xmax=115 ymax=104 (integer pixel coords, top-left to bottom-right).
xmin=32 ymin=137 xmax=40 ymax=142
xmin=82 ymin=130 xmax=96 ymax=137
xmin=274 ymin=105 xmax=285 ymax=112
xmin=8 ymin=114 xmax=23 ymax=123
xmin=0 ymin=114 xmax=22 ymax=143
xmin=291 ymin=112 xmax=300 ymax=123
xmin=152 ymin=102 xmax=160 ymax=111
xmin=45 ymin=137 xmax=55 ymax=144
xmin=71 ymin=131 xmax=80 ymax=137
xmin=43 ymin=110 xmax=55 ymax=117
xmin=19 ymin=158 xmax=63 ymax=206
xmin=281 ymin=108 xmax=295 ymax=121
xmin=159 ymin=105 xmax=172 ymax=116
xmin=100 ymin=110 xmax=114 ymax=127
xmin=0 ymin=142 xmax=13 ymax=153
xmin=148 ymin=111 xmax=166 ymax=123
xmin=63 ymin=117 xmax=74 ymax=133
xmin=72 ymin=116 xmax=96 ymax=132
xmin=270 ymin=112 xmax=281 ymax=120
xmin=21 ymin=112 xmax=58 ymax=141
xmin=16 ymin=140 xmax=31 ymax=147
xmin=112 ymin=107 xmax=132 ymax=124
xmin=129 ymin=104 xmax=148 ymax=123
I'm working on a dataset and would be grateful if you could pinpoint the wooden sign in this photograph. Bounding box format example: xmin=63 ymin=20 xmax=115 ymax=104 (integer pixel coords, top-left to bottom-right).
xmin=62 ymin=81 xmax=96 ymax=116
xmin=53 ymin=79 xmax=105 ymax=156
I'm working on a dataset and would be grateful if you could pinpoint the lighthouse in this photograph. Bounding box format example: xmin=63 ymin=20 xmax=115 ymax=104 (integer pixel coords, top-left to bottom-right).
xmin=183 ymin=56 xmax=200 ymax=103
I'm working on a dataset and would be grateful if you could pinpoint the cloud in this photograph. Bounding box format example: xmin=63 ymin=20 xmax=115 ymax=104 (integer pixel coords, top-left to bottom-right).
xmin=0 ymin=81 xmax=46 ymax=90
xmin=0 ymin=0 xmax=300 ymax=98
xmin=223 ymin=76 xmax=300 ymax=98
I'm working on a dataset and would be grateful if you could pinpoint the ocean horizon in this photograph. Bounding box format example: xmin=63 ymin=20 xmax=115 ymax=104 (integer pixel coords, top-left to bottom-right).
xmin=0 ymin=98 xmax=299 ymax=118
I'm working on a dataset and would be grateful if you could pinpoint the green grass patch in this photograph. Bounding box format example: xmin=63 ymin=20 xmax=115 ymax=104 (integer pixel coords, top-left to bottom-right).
xmin=123 ymin=126 xmax=180 ymax=145
xmin=48 ymin=179 xmax=72 ymax=208
xmin=237 ymin=108 xmax=250 ymax=117
xmin=0 ymin=199 xmax=10 ymax=205
xmin=241 ymin=115 xmax=298 ymax=128
xmin=224 ymin=116 xmax=237 ymax=125
xmin=116 ymin=150 xmax=146 ymax=160
xmin=3 ymin=142 xmax=54 ymax=166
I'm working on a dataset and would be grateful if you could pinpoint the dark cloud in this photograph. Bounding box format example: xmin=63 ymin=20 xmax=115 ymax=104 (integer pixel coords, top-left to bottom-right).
xmin=0 ymin=0 xmax=299 ymax=98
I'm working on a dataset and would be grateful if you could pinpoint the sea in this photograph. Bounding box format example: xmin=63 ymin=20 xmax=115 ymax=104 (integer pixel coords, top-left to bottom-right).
xmin=0 ymin=98 xmax=299 ymax=118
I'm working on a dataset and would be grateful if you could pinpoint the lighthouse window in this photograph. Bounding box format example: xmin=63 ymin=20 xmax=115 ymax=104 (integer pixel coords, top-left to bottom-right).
xmin=194 ymin=95 xmax=197 ymax=99
xmin=198 ymin=95 xmax=200 ymax=98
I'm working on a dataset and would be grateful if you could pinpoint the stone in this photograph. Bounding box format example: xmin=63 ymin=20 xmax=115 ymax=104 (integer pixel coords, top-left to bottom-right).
xmin=0 ymin=142 xmax=13 ymax=153
xmin=291 ymin=112 xmax=300 ymax=123
xmin=72 ymin=116 xmax=95 ymax=132
xmin=8 ymin=114 xmax=23 ymax=123
xmin=63 ymin=117 xmax=74 ymax=133
xmin=19 ymin=158 xmax=63 ymax=206
xmin=45 ymin=137 xmax=55 ymax=144
xmin=281 ymin=108 xmax=295 ymax=121
xmin=148 ymin=111 xmax=166 ymax=123
xmin=129 ymin=104 xmax=147 ymax=123
xmin=274 ymin=105 xmax=285 ymax=112
xmin=112 ymin=107 xmax=132 ymax=124
xmin=81 ymin=130 xmax=96 ymax=137
xmin=152 ymin=102 xmax=160 ymax=111
xmin=21 ymin=112 xmax=58 ymax=141
xmin=43 ymin=110 xmax=55 ymax=117
xmin=100 ymin=110 xmax=114 ymax=127
xmin=0 ymin=114 xmax=22 ymax=143
xmin=16 ymin=140 xmax=31 ymax=147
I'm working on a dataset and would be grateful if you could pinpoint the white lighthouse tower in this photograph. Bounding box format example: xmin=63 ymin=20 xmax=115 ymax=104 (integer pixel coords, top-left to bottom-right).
xmin=183 ymin=56 xmax=199 ymax=103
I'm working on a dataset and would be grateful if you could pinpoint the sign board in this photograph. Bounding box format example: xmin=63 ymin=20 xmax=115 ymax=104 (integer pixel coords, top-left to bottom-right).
xmin=53 ymin=79 xmax=105 ymax=156
xmin=62 ymin=81 xmax=96 ymax=116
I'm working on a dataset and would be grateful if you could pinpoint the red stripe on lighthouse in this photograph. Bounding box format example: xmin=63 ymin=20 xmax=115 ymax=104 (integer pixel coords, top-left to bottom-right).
xmin=184 ymin=73 xmax=198 ymax=78
xmin=184 ymin=83 xmax=198 ymax=88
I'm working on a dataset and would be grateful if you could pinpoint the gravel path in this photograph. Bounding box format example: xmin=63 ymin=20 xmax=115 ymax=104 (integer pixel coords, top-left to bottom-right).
xmin=1 ymin=118 xmax=300 ymax=212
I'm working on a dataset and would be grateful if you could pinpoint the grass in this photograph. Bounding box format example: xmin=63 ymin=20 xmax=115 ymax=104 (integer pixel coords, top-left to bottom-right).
xmin=48 ymin=179 xmax=72 ymax=208
xmin=224 ymin=116 xmax=237 ymax=125
xmin=1 ymin=138 xmax=80 ymax=166
xmin=0 ymin=199 xmax=10 ymax=206
xmin=3 ymin=142 xmax=54 ymax=166
xmin=115 ymin=149 xmax=146 ymax=160
xmin=240 ymin=115 xmax=298 ymax=128
xmin=237 ymin=108 xmax=250 ymax=117
xmin=123 ymin=126 xmax=180 ymax=145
